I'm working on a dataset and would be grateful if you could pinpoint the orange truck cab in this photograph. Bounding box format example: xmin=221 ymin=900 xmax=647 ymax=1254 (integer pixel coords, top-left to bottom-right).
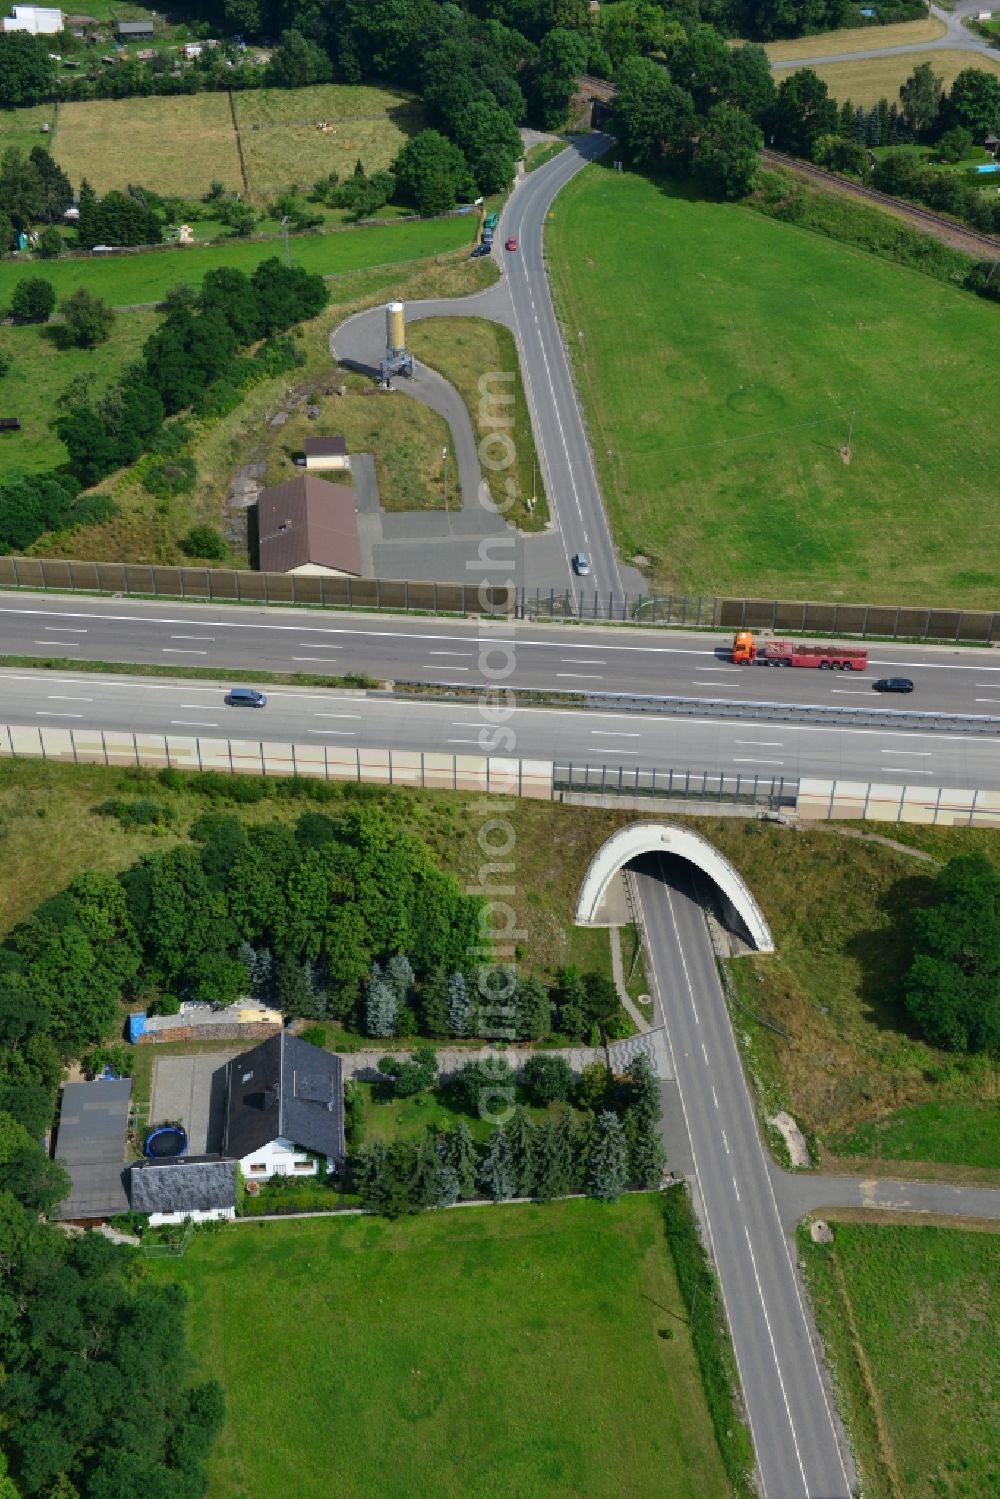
xmin=732 ymin=631 xmax=757 ymax=663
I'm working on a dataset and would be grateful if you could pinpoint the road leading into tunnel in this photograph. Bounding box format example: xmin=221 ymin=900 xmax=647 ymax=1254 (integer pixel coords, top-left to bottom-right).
xmin=633 ymin=855 xmax=852 ymax=1499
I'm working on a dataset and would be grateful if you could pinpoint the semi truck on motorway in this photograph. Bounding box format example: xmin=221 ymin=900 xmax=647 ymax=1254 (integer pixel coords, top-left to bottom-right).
xmin=732 ymin=631 xmax=868 ymax=670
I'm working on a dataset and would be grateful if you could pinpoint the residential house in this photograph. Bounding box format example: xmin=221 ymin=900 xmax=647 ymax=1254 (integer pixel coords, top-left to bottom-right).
xmin=129 ymin=1156 xmax=237 ymax=1226
xmin=222 ymin=1031 xmax=345 ymax=1181
xmin=255 ymin=474 xmax=362 ymax=577
xmin=51 ymin=1078 xmax=131 ymax=1224
xmin=303 ymin=434 xmax=351 ymax=473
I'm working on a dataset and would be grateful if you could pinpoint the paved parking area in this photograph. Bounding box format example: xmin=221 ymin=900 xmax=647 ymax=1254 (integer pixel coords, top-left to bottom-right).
xmin=149 ymin=1051 xmax=242 ymax=1154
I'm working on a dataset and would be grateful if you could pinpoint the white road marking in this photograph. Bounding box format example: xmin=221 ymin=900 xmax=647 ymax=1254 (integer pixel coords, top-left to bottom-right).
xmin=882 ymin=767 xmax=934 ymax=775
xmin=428 ymin=650 xmax=472 ymax=656
xmin=292 ymin=657 xmax=341 ymax=664
xmin=591 ymin=730 xmax=640 ymax=737
xmin=563 ymin=658 xmax=605 ymax=665
xmin=701 ymin=1042 xmax=709 ymax=1064
xmin=425 ymin=664 xmax=470 ymax=671
xmin=35 ymin=711 xmax=82 ymax=718
xmin=732 ymin=1176 xmax=741 ymax=1203
xmin=448 ymin=738 xmax=481 ymax=745
xmin=712 ymin=1086 xmax=719 ymax=1108
xmin=733 ymin=757 xmax=784 ymax=766
xmin=297 ymin=642 xmax=341 ymax=649
xmin=722 ymin=1130 xmax=730 ymax=1154
xmin=170 ymin=634 xmax=213 ymax=641
xmin=743 ymin=1227 xmax=809 ymax=1491
xmin=556 ymin=672 xmax=603 ymax=680
xmin=831 ymin=689 xmax=873 ymax=695
xmin=307 ymin=729 xmax=354 ymax=736
xmin=162 ymin=648 xmax=207 ymax=655
xmin=314 ymin=713 xmax=362 ymax=720
xmin=44 ymin=625 xmax=87 ymax=633
xmin=170 ymin=720 xmax=218 ymax=727
xmin=881 ymin=749 xmax=930 ymax=756
xmin=975 ymin=697 xmax=1000 ymax=703
xmin=734 ymin=739 xmax=783 ymax=747
xmin=35 ymin=640 xmax=80 ymax=648
xmin=47 ymin=695 xmax=92 ymax=702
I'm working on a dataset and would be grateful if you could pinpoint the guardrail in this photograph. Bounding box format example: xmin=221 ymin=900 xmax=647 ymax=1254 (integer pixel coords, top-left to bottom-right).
xmin=393 ymin=680 xmax=1000 ymax=737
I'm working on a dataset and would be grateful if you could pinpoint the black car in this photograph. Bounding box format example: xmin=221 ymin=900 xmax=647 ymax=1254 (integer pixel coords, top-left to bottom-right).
xmin=872 ymin=677 xmax=914 ymax=694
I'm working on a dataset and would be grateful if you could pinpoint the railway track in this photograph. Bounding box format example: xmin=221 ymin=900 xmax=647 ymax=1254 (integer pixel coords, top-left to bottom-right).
xmin=761 ymin=147 xmax=1000 ymax=259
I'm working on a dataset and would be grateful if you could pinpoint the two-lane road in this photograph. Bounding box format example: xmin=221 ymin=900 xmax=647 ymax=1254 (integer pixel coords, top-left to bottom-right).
xmin=636 ymin=856 xmax=852 ymax=1498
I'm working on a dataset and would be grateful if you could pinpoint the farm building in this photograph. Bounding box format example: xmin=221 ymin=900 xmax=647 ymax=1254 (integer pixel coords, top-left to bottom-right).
xmin=2 ymin=4 xmax=63 ymax=32
xmin=222 ymin=1031 xmax=345 ymax=1182
xmin=51 ymin=1078 xmax=131 ymax=1224
xmin=303 ymin=434 xmax=351 ymax=473
xmin=255 ymin=474 xmax=362 ymax=577
xmin=129 ymin=1156 xmax=237 ymax=1226
xmin=116 ymin=16 xmax=153 ymax=37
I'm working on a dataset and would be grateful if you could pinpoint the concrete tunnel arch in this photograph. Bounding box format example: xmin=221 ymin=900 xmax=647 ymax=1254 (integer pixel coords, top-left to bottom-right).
xmin=574 ymin=822 xmax=775 ymax=954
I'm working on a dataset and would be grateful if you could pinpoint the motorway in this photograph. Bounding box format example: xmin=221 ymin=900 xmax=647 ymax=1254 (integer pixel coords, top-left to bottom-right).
xmin=3 ymin=595 xmax=1000 ymax=785
xmin=636 ymin=856 xmax=852 ymax=1499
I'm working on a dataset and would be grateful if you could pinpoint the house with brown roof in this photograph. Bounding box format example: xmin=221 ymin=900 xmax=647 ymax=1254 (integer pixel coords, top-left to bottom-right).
xmin=303 ymin=435 xmax=350 ymax=473
xmin=255 ymin=475 xmax=362 ymax=577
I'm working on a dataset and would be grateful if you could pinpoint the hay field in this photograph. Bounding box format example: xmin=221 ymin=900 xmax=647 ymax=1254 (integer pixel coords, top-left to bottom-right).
xmin=0 ymin=104 xmax=57 ymax=156
xmin=765 ymin=15 xmax=945 ymax=61
xmin=804 ymin=49 xmax=1000 ymax=105
xmin=236 ymin=85 xmax=424 ymax=195
xmin=53 ymin=93 xmax=241 ymax=195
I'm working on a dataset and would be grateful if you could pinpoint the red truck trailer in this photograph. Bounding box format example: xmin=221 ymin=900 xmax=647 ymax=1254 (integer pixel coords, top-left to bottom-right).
xmin=732 ymin=631 xmax=868 ymax=670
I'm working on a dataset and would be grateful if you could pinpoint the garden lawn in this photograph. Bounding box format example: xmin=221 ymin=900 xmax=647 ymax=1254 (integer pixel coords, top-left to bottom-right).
xmin=407 ymin=317 xmax=548 ymax=530
xmin=806 ymin=49 xmax=1000 ymax=106
xmin=0 ymin=311 xmax=157 ymax=477
xmin=147 ymin=1196 xmax=731 ymax=1499
xmin=358 ymin=1083 xmax=584 ymax=1144
xmin=826 ymin=1099 xmax=1000 ymax=1169
xmin=547 ymin=165 xmax=1000 ymax=606
xmin=0 ymin=217 xmax=474 ymax=307
xmin=801 ymin=1222 xmax=1000 ymax=1499
xmin=53 ymin=94 xmax=242 ymax=197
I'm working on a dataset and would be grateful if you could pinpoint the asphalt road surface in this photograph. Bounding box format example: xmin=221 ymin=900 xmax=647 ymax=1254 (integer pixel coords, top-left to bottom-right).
xmin=3 ymin=594 xmax=999 ymax=714
xmin=6 ymin=666 xmax=1000 ymax=789
xmin=498 ymin=135 xmax=638 ymax=599
xmin=635 ymin=855 xmax=853 ymax=1499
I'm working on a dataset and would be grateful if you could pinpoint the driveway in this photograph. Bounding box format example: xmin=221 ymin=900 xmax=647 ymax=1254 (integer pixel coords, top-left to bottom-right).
xmin=149 ymin=1051 xmax=242 ymax=1155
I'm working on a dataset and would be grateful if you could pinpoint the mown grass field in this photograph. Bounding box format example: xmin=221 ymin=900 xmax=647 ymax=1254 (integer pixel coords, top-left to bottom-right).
xmin=827 ymin=1100 xmax=1000 ymax=1169
xmin=805 ymin=49 xmax=1000 ymax=106
xmin=0 ymin=311 xmax=157 ymax=477
xmin=546 ymin=165 xmax=1000 ymax=606
xmin=0 ymin=216 xmax=474 ymax=308
xmin=235 ymin=84 xmax=424 ymax=195
xmin=407 ymin=316 xmax=549 ymax=530
xmin=801 ymin=1222 xmax=1000 ymax=1499
xmin=53 ymin=94 xmax=242 ymax=197
xmin=763 ymin=14 xmax=945 ymax=60
xmin=146 ymin=1197 xmax=731 ymax=1499
xmin=0 ymin=103 xmax=56 ymax=155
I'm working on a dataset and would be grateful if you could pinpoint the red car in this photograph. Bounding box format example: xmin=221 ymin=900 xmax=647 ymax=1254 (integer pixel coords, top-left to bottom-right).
xmin=505 ymin=236 xmax=518 ymax=251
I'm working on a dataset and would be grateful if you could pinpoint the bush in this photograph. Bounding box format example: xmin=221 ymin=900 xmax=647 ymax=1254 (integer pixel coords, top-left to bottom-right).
xmin=35 ymin=226 xmax=63 ymax=259
xmin=522 ymin=1053 xmax=574 ymax=1105
xmin=96 ymin=797 xmax=177 ymax=829
xmin=299 ymin=1025 xmax=327 ymax=1048
xmin=181 ymin=524 xmax=227 ymax=560
xmin=142 ymin=456 xmax=196 ymax=498
xmin=10 ymin=275 xmax=54 ymax=323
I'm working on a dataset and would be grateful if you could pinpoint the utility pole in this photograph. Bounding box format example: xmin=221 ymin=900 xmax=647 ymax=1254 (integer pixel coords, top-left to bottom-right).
xmin=280 ymin=215 xmax=291 ymax=268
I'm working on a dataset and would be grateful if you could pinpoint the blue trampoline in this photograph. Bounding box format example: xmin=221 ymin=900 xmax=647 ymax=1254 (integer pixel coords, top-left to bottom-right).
xmin=144 ymin=1124 xmax=188 ymax=1159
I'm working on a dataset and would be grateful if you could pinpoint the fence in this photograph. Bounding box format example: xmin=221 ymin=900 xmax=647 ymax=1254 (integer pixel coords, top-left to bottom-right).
xmin=5 ymin=722 xmax=998 ymax=827
xmin=3 ymin=556 xmax=997 ymax=642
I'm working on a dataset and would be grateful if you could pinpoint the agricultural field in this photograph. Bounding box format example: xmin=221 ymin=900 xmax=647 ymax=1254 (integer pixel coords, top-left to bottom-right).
xmin=0 ymin=103 xmax=56 ymax=155
xmin=234 ymin=84 xmax=423 ymax=196
xmin=547 ymin=165 xmax=1000 ymax=607
xmin=801 ymin=1222 xmax=1000 ymax=1499
xmin=407 ymin=316 xmax=549 ymax=530
xmin=0 ymin=310 xmax=156 ymax=477
xmin=804 ymin=49 xmax=1000 ymax=105
xmin=146 ymin=1197 xmax=732 ymax=1499
xmin=0 ymin=216 xmax=475 ymax=308
xmin=53 ymin=94 xmax=242 ymax=197
xmin=763 ymin=14 xmax=946 ymax=61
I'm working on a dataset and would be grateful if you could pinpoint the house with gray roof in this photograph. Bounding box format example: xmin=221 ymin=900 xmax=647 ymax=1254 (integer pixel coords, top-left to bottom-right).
xmin=129 ymin=1156 xmax=237 ymax=1226
xmin=52 ymin=1078 xmax=131 ymax=1224
xmin=223 ymin=1031 xmax=344 ymax=1182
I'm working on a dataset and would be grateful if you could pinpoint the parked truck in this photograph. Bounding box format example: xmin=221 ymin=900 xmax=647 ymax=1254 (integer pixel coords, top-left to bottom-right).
xmin=484 ymin=211 xmax=499 ymax=231
xmin=731 ymin=631 xmax=868 ymax=670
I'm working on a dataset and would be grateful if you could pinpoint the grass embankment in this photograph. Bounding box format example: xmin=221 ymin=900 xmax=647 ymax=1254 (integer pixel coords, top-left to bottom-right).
xmin=525 ymin=139 xmax=569 ymax=172
xmin=0 ymin=215 xmax=474 ymax=308
xmin=801 ymin=1221 xmax=1000 ymax=1499
xmin=764 ymin=15 xmax=946 ymax=61
xmin=145 ymin=1196 xmax=735 ymax=1499
xmin=546 ymin=164 xmax=1000 ymax=606
xmin=0 ymin=311 xmax=157 ymax=477
xmin=407 ymin=316 xmax=549 ymax=530
xmin=50 ymin=85 xmax=423 ymax=198
xmin=805 ymin=50 xmax=1000 ymax=106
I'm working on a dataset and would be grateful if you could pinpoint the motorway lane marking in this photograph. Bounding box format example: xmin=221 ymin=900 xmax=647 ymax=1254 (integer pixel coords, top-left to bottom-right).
xmin=695 ymin=665 xmax=739 ymax=671
xmin=722 ymin=1131 xmax=730 ymax=1154
xmin=428 ymin=650 xmax=472 ymax=656
xmin=975 ymin=697 xmax=1000 ymax=703
xmin=307 ymin=729 xmax=354 ymax=736
xmin=44 ymin=625 xmax=87 ymax=632
xmin=831 ymin=688 xmax=873 ymax=695
xmin=448 ymin=738 xmax=481 ymax=745
xmin=556 ymin=672 xmax=603 ymax=680
xmin=171 ymin=720 xmax=218 ymax=728
xmin=36 ymin=711 xmax=82 ymax=718
xmin=732 ymin=1177 xmax=741 ymax=1203
xmin=742 ymin=1226 xmax=810 ymax=1492
xmin=734 ymin=739 xmax=783 ymax=747
xmin=170 ymin=634 xmax=213 ymax=641
xmin=314 ymin=713 xmax=362 ymax=719
xmin=564 ymin=658 xmax=605 ymax=665
xmin=591 ymin=730 xmax=640 ymax=737
xmin=47 ymin=695 xmax=92 ymax=701
xmin=881 ymin=749 xmax=931 ymax=755
xmin=35 ymin=640 xmax=80 ymax=647
xmin=424 ymin=664 xmax=470 ymax=671
xmin=883 ymin=767 xmax=934 ymax=774
xmin=162 ymin=648 xmax=207 ymax=655
xmin=733 ymin=757 xmax=784 ymax=766
xmin=712 ymin=1086 xmax=719 ymax=1108
xmin=292 ymin=657 xmax=341 ymax=664
xmin=701 ymin=1042 xmax=709 ymax=1064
